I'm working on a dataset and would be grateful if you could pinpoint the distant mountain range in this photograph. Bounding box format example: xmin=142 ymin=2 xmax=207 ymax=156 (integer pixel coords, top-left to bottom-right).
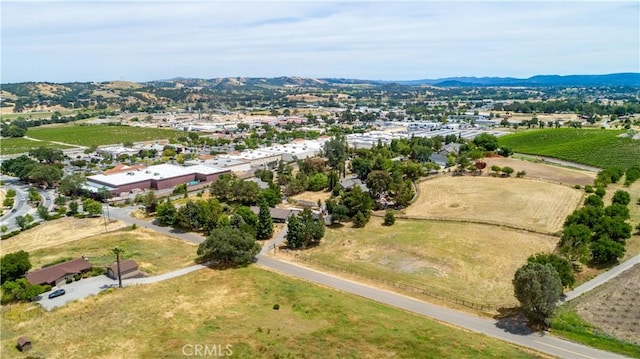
xmin=151 ymin=73 xmax=639 ymax=88
xmin=385 ymin=73 xmax=640 ymax=87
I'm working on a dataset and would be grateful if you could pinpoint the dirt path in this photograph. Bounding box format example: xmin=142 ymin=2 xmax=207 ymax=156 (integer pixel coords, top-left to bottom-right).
xmin=513 ymin=153 xmax=601 ymax=172
xmin=23 ymin=136 xmax=86 ymax=149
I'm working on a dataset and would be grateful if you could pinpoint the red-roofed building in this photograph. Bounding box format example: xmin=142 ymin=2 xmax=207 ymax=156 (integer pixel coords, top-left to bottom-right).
xmin=25 ymin=258 xmax=92 ymax=287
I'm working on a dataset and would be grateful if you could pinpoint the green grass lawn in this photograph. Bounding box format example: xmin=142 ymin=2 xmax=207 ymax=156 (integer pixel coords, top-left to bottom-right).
xmin=1 ymin=267 xmax=542 ymax=358
xmin=551 ymin=308 xmax=640 ymax=358
xmin=27 ymin=124 xmax=181 ymax=147
xmin=498 ymin=128 xmax=640 ymax=169
xmin=0 ymin=137 xmax=73 ymax=155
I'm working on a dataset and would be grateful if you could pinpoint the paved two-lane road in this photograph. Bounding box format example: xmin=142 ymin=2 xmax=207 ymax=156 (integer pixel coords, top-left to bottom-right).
xmin=256 ymin=255 xmax=628 ymax=359
xmin=107 ymin=208 xmax=630 ymax=358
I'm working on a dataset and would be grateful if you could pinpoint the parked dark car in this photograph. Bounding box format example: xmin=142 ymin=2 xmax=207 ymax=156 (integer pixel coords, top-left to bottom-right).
xmin=48 ymin=289 xmax=66 ymax=299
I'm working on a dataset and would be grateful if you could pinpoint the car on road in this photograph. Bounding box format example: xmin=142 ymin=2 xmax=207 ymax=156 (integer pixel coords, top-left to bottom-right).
xmin=48 ymin=289 xmax=66 ymax=299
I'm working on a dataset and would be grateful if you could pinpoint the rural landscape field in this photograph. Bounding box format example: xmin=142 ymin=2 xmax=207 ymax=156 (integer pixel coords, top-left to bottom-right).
xmin=1 ymin=266 xmax=543 ymax=359
xmin=406 ymin=176 xmax=582 ymax=234
xmin=2 ymin=3 xmax=640 ymax=356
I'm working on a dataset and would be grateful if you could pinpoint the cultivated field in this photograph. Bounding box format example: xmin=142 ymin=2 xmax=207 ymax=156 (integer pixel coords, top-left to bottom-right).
xmin=26 ymin=125 xmax=180 ymax=147
xmin=0 ymin=267 xmax=542 ymax=359
xmin=27 ymin=227 xmax=197 ymax=275
xmin=289 ymin=217 xmax=557 ymax=307
xmin=0 ymin=137 xmax=74 ymax=155
xmin=405 ymin=176 xmax=583 ymax=234
xmin=498 ymin=128 xmax=640 ymax=168
xmin=0 ymin=217 xmax=126 ymax=254
xmin=574 ymin=264 xmax=640 ymax=345
xmin=552 ymin=265 xmax=640 ymax=357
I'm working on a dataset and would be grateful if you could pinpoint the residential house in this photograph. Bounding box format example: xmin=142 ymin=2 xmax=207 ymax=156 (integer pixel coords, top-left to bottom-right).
xmin=25 ymin=257 xmax=92 ymax=287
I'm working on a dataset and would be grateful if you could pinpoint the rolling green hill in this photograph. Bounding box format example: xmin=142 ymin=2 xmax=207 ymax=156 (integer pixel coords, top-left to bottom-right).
xmin=498 ymin=128 xmax=640 ymax=169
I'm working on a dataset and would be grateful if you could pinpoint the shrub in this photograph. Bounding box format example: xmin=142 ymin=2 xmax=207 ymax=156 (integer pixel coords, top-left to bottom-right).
xmin=516 ymin=170 xmax=526 ymax=178
xmin=574 ymin=184 xmax=581 ymax=189
xmin=584 ymin=185 xmax=594 ymax=193
xmin=66 ymin=277 xmax=73 ymax=284
xmin=383 ymin=210 xmax=396 ymax=226
xmin=273 ymin=304 xmax=280 ymax=310
xmin=595 ymin=187 xmax=606 ymax=198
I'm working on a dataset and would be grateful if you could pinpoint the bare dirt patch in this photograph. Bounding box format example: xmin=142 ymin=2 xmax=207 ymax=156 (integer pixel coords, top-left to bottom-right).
xmin=483 ymin=157 xmax=596 ymax=186
xmin=286 ymin=93 xmax=326 ymax=102
xmin=573 ymin=264 xmax=640 ymax=345
xmin=290 ymin=191 xmax=331 ymax=204
xmin=0 ymin=217 xmax=127 ymax=254
xmin=406 ymin=176 xmax=582 ymax=234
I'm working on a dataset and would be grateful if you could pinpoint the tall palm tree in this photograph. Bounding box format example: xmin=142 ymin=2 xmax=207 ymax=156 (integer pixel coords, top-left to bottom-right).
xmin=110 ymin=246 xmax=125 ymax=288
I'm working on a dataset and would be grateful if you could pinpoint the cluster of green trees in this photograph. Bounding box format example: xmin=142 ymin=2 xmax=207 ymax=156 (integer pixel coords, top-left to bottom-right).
xmin=211 ymin=173 xmax=279 ymax=207
xmin=514 ymin=170 xmax=638 ymax=327
xmin=596 ymin=165 xmax=640 ymax=187
xmin=156 ymin=198 xmax=223 ymax=235
xmin=512 ymin=252 xmax=577 ymax=327
xmin=496 ymin=99 xmax=639 ymax=117
xmin=195 ymin=200 xmax=274 ymax=266
xmin=0 ymin=251 xmax=50 ymax=304
xmin=326 ymin=186 xmax=374 ymax=228
xmin=286 ymin=209 xmax=325 ymax=249
xmin=1 ymin=151 xmax=64 ymax=188
xmin=560 ymin=189 xmax=633 ymax=264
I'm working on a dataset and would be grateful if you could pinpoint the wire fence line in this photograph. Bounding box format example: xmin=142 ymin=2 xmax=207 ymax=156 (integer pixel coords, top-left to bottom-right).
xmin=294 ymin=254 xmax=518 ymax=313
xmin=370 ymin=213 xmax=560 ymax=237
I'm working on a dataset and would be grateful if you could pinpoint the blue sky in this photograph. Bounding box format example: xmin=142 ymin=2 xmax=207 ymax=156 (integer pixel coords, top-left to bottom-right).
xmin=2 ymin=1 xmax=639 ymax=83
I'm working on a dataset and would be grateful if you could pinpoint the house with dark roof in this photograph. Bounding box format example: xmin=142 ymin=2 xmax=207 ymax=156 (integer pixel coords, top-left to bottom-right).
xmin=428 ymin=153 xmax=449 ymax=168
xmin=249 ymin=206 xmax=295 ymax=222
xmin=339 ymin=175 xmax=369 ymax=192
xmin=105 ymin=259 xmax=140 ymax=280
xmin=25 ymin=258 xmax=92 ymax=287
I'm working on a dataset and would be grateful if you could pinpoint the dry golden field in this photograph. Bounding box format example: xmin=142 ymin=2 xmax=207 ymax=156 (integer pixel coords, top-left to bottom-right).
xmin=405 ymin=176 xmax=583 ymax=234
xmin=0 ymin=217 xmax=127 ymax=254
xmin=483 ymin=157 xmax=596 ymax=186
xmin=289 ymin=216 xmax=557 ymax=307
xmin=0 ymin=267 xmax=542 ymax=359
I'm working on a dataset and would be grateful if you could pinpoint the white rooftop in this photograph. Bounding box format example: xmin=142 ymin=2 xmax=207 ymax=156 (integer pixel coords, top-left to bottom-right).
xmin=87 ymin=163 xmax=226 ymax=187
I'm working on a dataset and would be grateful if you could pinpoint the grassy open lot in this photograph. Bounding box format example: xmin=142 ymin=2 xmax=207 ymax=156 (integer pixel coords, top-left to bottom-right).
xmin=498 ymin=128 xmax=640 ymax=168
xmin=0 ymin=267 xmax=543 ymax=359
xmin=27 ymin=124 xmax=180 ymax=147
xmin=289 ymin=217 xmax=557 ymax=307
xmin=0 ymin=217 xmax=127 ymax=254
xmin=405 ymin=176 xmax=582 ymax=234
xmin=27 ymin=227 xmax=197 ymax=275
xmin=483 ymin=157 xmax=596 ymax=186
xmin=0 ymin=137 xmax=74 ymax=155
xmin=552 ymin=265 xmax=640 ymax=358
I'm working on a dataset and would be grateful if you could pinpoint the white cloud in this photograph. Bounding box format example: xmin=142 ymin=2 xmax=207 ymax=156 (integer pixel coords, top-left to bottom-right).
xmin=1 ymin=1 xmax=638 ymax=82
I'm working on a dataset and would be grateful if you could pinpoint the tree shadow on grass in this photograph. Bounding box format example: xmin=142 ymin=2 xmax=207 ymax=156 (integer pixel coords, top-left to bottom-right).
xmin=494 ymin=307 xmax=534 ymax=335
